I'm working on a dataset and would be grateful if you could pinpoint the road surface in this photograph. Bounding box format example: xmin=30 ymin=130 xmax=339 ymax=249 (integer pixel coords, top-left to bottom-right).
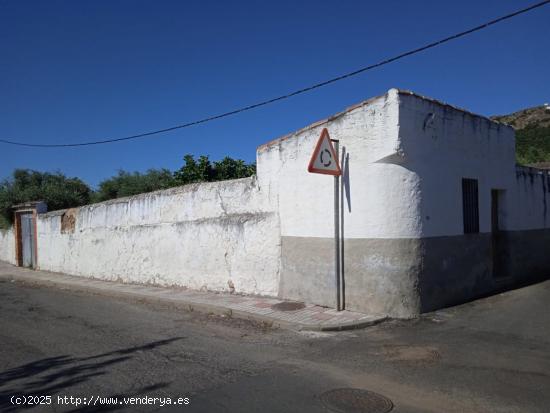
xmin=0 ymin=276 xmax=549 ymax=412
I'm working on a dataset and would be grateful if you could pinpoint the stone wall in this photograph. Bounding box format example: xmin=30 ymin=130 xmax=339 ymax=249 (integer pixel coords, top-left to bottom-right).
xmin=36 ymin=177 xmax=281 ymax=296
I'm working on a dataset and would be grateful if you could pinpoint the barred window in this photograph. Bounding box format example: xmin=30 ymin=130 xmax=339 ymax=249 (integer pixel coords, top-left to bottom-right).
xmin=462 ymin=178 xmax=479 ymax=234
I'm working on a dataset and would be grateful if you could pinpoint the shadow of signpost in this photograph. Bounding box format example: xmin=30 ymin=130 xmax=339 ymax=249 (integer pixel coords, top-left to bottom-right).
xmin=0 ymin=337 xmax=183 ymax=412
xmin=340 ymin=148 xmax=351 ymax=310
xmin=342 ymin=150 xmax=351 ymax=213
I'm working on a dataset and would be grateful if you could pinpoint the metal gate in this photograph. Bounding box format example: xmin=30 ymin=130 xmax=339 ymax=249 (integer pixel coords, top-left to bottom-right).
xmin=20 ymin=213 xmax=36 ymax=268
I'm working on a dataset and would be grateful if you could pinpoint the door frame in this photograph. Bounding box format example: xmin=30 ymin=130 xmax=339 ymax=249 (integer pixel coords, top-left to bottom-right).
xmin=13 ymin=202 xmax=45 ymax=269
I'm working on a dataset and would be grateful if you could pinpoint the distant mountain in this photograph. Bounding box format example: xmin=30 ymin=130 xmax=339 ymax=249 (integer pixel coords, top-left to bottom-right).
xmin=492 ymin=105 xmax=550 ymax=129
xmin=491 ymin=105 xmax=550 ymax=166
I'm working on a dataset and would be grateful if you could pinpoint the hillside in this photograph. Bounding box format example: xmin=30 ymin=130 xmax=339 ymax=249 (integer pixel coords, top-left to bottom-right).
xmin=492 ymin=104 xmax=550 ymax=129
xmin=491 ymin=104 xmax=550 ymax=166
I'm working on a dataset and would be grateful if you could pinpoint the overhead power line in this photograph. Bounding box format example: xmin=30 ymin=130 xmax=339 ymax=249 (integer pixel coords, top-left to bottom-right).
xmin=2 ymin=0 xmax=549 ymax=148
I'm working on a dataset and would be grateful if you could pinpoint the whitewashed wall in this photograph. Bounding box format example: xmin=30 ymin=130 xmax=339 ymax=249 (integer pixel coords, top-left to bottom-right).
xmin=0 ymin=228 xmax=16 ymax=265
xmin=398 ymin=91 xmax=550 ymax=236
xmin=257 ymin=88 xmax=421 ymax=240
xmin=5 ymin=88 xmax=549 ymax=316
xmin=256 ymin=89 xmax=426 ymax=315
xmin=37 ymin=177 xmax=281 ymax=296
xmin=509 ymin=167 xmax=550 ymax=231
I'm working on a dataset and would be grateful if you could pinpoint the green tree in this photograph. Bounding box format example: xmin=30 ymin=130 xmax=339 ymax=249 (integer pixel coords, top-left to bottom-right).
xmin=93 ymin=169 xmax=177 ymax=202
xmin=0 ymin=169 xmax=91 ymax=228
xmin=174 ymin=154 xmax=256 ymax=184
xmin=213 ymin=156 xmax=256 ymax=180
xmin=516 ymin=125 xmax=550 ymax=165
xmin=0 ymin=156 xmax=258 ymax=220
xmin=174 ymin=155 xmax=214 ymax=184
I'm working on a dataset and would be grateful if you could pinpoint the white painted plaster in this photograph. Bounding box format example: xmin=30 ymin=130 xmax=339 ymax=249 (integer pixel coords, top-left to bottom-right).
xmin=37 ymin=177 xmax=281 ymax=296
xmin=398 ymin=91 xmax=549 ymax=236
xmin=0 ymin=228 xmax=16 ymax=265
xmin=508 ymin=167 xmax=550 ymax=231
xmin=4 ymin=88 xmax=548 ymax=312
xmin=257 ymin=88 xmax=422 ymax=239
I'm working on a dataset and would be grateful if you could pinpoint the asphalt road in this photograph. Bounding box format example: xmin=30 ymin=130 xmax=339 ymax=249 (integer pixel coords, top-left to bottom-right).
xmin=0 ymin=277 xmax=549 ymax=413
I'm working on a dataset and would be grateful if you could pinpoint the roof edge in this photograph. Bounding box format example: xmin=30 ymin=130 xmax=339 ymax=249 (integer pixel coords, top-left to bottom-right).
xmin=257 ymin=89 xmax=394 ymax=152
xmin=396 ymin=89 xmax=514 ymax=130
xmin=256 ymin=88 xmax=514 ymax=153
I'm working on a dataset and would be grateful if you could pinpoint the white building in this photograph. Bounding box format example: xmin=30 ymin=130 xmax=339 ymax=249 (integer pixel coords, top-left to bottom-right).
xmin=2 ymin=89 xmax=549 ymax=318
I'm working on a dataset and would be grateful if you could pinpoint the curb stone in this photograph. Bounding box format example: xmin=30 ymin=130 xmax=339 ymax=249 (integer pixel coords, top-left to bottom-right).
xmin=0 ymin=262 xmax=387 ymax=332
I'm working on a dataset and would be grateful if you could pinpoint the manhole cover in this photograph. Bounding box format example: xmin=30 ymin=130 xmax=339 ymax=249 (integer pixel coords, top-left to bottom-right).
xmin=271 ymin=301 xmax=306 ymax=311
xmin=320 ymin=388 xmax=393 ymax=413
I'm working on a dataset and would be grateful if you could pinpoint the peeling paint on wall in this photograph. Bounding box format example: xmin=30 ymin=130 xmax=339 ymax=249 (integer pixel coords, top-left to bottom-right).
xmin=61 ymin=209 xmax=77 ymax=234
xmin=37 ymin=177 xmax=281 ymax=297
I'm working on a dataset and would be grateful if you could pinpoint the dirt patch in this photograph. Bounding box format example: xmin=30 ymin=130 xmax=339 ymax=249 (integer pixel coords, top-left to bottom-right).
xmin=61 ymin=209 xmax=77 ymax=233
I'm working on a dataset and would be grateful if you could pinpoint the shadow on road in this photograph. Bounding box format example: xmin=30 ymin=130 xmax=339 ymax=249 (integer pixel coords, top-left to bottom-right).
xmin=0 ymin=337 xmax=183 ymax=412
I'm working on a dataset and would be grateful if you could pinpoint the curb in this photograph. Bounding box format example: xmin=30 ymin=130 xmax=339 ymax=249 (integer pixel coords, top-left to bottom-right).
xmin=0 ymin=268 xmax=387 ymax=332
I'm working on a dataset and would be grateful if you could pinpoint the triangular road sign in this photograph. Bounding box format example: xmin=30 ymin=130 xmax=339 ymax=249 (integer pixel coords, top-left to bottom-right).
xmin=308 ymin=128 xmax=341 ymax=176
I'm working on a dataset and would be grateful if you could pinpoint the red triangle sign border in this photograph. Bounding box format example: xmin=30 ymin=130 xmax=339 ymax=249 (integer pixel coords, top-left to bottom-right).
xmin=307 ymin=128 xmax=341 ymax=176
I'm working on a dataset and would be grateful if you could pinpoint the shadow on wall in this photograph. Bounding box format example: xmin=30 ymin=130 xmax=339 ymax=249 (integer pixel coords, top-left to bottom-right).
xmin=0 ymin=337 xmax=183 ymax=412
xmin=342 ymin=147 xmax=351 ymax=213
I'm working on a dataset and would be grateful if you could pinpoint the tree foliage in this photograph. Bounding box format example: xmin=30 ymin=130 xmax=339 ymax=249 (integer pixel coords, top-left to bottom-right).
xmin=0 ymin=155 xmax=256 ymax=227
xmin=93 ymin=169 xmax=177 ymax=202
xmin=516 ymin=125 xmax=550 ymax=165
xmin=212 ymin=156 xmax=256 ymax=181
xmin=0 ymin=169 xmax=91 ymax=227
xmin=174 ymin=155 xmax=215 ymax=184
xmin=94 ymin=155 xmax=256 ymax=201
xmin=173 ymin=155 xmax=256 ymax=184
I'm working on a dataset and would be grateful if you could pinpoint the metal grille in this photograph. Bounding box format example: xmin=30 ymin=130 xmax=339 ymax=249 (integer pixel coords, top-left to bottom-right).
xmin=462 ymin=178 xmax=479 ymax=234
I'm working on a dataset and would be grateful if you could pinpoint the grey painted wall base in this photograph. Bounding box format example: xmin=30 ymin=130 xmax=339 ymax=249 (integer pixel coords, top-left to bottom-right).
xmin=419 ymin=229 xmax=550 ymax=312
xmin=280 ymin=230 xmax=550 ymax=318
xmin=279 ymin=236 xmax=421 ymax=317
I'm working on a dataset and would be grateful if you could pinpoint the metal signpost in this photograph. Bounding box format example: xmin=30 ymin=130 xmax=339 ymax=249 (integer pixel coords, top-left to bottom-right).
xmin=307 ymin=128 xmax=343 ymax=311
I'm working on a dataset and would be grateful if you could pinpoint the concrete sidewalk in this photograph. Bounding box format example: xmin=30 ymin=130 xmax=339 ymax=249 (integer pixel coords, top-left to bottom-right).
xmin=0 ymin=261 xmax=386 ymax=331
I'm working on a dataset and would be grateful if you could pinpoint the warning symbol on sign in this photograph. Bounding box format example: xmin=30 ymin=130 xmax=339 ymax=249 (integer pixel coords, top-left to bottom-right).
xmin=307 ymin=128 xmax=341 ymax=176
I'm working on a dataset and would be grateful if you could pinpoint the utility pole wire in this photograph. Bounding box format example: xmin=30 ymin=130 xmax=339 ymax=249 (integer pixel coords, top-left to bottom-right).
xmin=1 ymin=0 xmax=549 ymax=148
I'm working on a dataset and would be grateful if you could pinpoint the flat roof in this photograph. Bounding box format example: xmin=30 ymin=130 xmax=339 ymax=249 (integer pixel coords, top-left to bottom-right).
xmin=257 ymin=88 xmax=513 ymax=152
xmin=257 ymin=91 xmax=388 ymax=152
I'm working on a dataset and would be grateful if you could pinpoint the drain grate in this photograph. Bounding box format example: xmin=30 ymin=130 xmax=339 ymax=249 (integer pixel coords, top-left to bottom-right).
xmin=320 ymin=388 xmax=393 ymax=413
xmin=271 ymin=301 xmax=306 ymax=311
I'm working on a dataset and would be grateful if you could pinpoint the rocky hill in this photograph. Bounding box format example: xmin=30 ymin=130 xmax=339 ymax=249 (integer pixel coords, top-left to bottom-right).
xmin=491 ymin=104 xmax=550 ymax=166
xmin=492 ymin=104 xmax=550 ymax=129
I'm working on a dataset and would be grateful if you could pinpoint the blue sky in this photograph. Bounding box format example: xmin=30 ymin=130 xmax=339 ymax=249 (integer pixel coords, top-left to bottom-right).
xmin=1 ymin=0 xmax=549 ymax=187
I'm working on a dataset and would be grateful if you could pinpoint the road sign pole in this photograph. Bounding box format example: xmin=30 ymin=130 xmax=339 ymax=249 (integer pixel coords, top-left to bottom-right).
xmin=308 ymin=128 xmax=343 ymax=312
xmin=332 ymin=139 xmax=341 ymax=311
xmin=340 ymin=147 xmax=346 ymax=311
